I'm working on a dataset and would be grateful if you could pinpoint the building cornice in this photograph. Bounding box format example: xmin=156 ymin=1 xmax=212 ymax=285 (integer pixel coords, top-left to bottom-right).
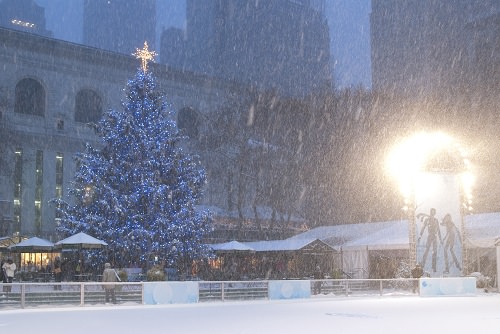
xmin=0 ymin=27 xmax=248 ymax=96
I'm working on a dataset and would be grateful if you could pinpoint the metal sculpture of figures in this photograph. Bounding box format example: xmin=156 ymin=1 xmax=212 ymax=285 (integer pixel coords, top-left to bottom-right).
xmin=417 ymin=208 xmax=443 ymax=273
xmin=441 ymin=213 xmax=462 ymax=273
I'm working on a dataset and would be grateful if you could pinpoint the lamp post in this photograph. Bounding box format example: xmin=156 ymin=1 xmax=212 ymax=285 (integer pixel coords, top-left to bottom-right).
xmin=403 ymin=196 xmax=417 ymax=269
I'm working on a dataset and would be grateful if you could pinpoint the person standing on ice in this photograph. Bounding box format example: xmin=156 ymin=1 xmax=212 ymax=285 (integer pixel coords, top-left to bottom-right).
xmin=418 ymin=208 xmax=442 ymax=273
xmin=102 ymin=262 xmax=118 ymax=304
xmin=2 ymin=258 xmax=16 ymax=293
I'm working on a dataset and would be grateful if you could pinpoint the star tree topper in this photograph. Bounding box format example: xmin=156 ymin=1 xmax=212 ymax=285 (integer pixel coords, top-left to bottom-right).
xmin=133 ymin=41 xmax=157 ymax=72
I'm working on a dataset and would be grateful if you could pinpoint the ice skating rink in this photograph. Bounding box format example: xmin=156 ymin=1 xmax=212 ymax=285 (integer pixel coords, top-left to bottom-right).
xmin=1 ymin=295 xmax=500 ymax=333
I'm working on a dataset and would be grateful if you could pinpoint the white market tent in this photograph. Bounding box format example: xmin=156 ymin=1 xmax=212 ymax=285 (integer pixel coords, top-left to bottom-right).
xmin=210 ymin=212 xmax=500 ymax=281
xmin=340 ymin=221 xmax=409 ymax=251
xmin=8 ymin=236 xmax=55 ymax=252
xmin=463 ymin=213 xmax=500 ymax=287
xmin=55 ymin=232 xmax=108 ymax=249
xmin=287 ymin=220 xmax=410 ymax=278
xmin=210 ymin=238 xmax=336 ymax=253
xmin=209 ymin=238 xmax=339 ymax=280
xmin=293 ymin=214 xmax=500 ymax=278
xmin=464 ymin=212 xmax=500 ymax=248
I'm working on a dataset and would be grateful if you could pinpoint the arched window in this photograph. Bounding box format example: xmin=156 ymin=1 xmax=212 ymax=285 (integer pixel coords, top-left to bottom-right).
xmin=75 ymin=89 xmax=102 ymax=123
xmin=14 ymin=78 xmax=45 ymax=116
xmin=177 ymin=107 xmax=200 ymax=139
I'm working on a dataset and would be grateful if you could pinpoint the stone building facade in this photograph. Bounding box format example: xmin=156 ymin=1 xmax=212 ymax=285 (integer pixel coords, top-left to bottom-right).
xmin=0 ymin=27 xmax=239 ymax=240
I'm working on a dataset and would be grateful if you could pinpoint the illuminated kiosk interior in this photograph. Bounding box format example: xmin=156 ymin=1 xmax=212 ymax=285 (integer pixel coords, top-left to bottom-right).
xmin=387 ymin=132 xmax=473 ymax=277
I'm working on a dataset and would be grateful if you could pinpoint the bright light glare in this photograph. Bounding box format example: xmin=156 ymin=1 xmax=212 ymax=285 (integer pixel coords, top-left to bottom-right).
xmin=461 ymin=171 xmax=475 ymax=210
xmin=386 ymin=132 xmax=474 ymax=203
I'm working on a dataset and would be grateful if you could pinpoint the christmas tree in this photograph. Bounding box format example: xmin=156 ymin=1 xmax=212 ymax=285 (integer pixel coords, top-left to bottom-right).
xmin=54 ymin=42 xmax=213 ymax=268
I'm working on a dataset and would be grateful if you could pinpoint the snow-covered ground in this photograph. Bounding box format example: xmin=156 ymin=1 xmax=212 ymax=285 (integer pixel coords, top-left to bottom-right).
xmin=1 ymin=294 xmax=500 ymax=333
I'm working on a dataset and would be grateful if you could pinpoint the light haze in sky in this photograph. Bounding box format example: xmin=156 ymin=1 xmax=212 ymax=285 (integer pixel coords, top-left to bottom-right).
xmin=36 ymin=0 xmax=371 ymax=89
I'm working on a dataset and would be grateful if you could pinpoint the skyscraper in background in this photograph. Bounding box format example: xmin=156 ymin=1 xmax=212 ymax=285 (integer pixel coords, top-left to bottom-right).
xmin=83 ymin=0 xmax=156 ymax=55
xmin=0 ymin=0 xmax=52 ymax=37
xmin=161 ymin=0 xmax=332 ymax=97
xmin=370 ymin=0 xmax=499 ymax=99
xmin=1 ymin=0 xmax=372 ymax=90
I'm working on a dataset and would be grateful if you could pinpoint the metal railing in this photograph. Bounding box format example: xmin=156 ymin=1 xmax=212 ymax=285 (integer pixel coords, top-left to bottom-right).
xmin=0 ymin=282 xmax=143 ymax=309
xmin=312 ymin=278 xmax=419 ymax=296
xmin=199 ymin=281 xmax=269 ymax=301
xmin=0 ymin=278 xmax=422 ymax=309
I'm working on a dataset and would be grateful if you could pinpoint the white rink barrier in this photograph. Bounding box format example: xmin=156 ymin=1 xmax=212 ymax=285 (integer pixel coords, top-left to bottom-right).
xmin=268 ymin=280 xmax=311 ymax=300
xmin=143 ymin=281 xmax=199 ymax=304
xmin=419 ymin=277 xmax=476 ymax=297
xmin=0 ymin=277 xmax=482 ymax=309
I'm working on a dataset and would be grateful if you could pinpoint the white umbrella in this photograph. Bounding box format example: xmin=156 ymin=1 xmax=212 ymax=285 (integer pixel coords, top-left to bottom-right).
xmin=9 ymin=236 xmax=55 ymax=252
xmin=55 ymin=232 xmax=107 ymax=249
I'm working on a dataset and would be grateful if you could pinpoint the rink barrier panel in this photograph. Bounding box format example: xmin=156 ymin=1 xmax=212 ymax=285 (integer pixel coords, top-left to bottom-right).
xmin=419 ymin=277 xmax=477 ymax=297
xmin=0 ymin=277 xmax=478 ymax=309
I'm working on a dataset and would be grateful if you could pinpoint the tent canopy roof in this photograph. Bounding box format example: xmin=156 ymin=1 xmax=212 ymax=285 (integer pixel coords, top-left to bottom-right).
xmin=209 ymin=238 xmax=336 ymax=253
xmin=8 ymin=236 xmax=54 ymax=251
xmin=55 ymin=232 xmax=107 ymax=249
xmin=210 ymin=212 xmax=500 ymax=253
xmin=210 ymin=240 xmax=254 ymax=251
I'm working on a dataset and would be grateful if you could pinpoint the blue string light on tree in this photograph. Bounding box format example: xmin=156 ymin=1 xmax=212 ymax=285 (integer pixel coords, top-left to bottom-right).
xmin=52 ymin=42 xmax=213 ymax=269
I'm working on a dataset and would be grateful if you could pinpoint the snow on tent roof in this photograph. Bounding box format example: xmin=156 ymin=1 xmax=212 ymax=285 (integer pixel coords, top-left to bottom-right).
xmin=9 ymin=236 xmax=54 ymax=251
xmin=289 ymin=221 xmax=404 ymax=248
xmin=209 ymin=238 xmax=336 ymax=252
xmin=244 ymin=238 xmax=335 ymax=252
xmin=55 ymin=232 xmax=108 ymax=249
xmin=289 ymin=214 xmax=500 ymax=251
xmin=208 ymin=213 xmax=500 ymax=253
xmin=464 ymin=212 xmax=500 ymax=248
xmin=340 ymin=220 xmax=409 ymax=251
xmin=210 ymin=240 xmax=254 ymax=251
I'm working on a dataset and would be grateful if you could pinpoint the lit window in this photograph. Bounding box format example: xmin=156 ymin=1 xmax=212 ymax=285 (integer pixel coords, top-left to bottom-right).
xmin=11 ymin=19 xmax=36 ymax=28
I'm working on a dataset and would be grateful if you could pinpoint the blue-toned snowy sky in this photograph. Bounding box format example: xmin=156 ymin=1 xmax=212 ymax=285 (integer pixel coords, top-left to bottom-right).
xmin=327 ymin=0 xmax=371 ymax=89
xmin=36 ymin=0 xmax=371 ymax=89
